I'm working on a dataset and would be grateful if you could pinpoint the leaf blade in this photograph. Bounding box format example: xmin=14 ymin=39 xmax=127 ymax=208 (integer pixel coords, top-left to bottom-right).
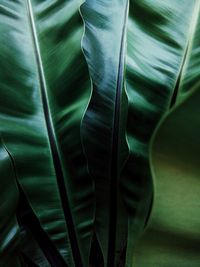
xmin=0 ymin=0 xmax=94 ymax=265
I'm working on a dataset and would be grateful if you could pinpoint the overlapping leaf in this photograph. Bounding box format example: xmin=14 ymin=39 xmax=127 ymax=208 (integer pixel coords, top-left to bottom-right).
xmin=81 ymin=0 xmax=199 ymax=266
xmin=0 ymin=1 xmax=94 ymax=266
xmin=0 ymin=140 xmax=20 ymax=267
xmin=132 ymin=1 xmax=200 ymax=266
xmin=81 ymin=1 xmax=129 ymax=266
xmin=1 ymin=1 xmax=199 ymax=266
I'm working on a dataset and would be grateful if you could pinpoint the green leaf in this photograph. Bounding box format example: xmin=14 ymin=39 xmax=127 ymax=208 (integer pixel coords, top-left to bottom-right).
xmin=0 ymin=140 xmax=20 ymax=267
xmin=80 ymin=1 xmax=129 ymax=266
xmin=132 ymin=1 xmax=200 ymax=266
xmin=2 ymin=1 xmax=199 ymax=266
xmin=120 ymin=0 xmax=199 ymax=265
xmin=0 ymin=1 xmax=94 ymax=266
xmin=80 ymin=1 xmax=198 ymax=266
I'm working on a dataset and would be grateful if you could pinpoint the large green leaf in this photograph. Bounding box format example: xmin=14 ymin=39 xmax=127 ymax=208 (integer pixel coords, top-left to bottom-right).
xmin=119 ymin=0 xmax=198 ymax=265
xmin=1 ymin=1 xmax=199 ymax=266
xmin=132 ymin=1 xmax=200 ymax=266
xmin=80 ymin=1 xmax=199 ymax=266
xmin=0 ymin=1 xmax=94 ymax=266
xmin=80 ymin=1 xmax=129 ymax=266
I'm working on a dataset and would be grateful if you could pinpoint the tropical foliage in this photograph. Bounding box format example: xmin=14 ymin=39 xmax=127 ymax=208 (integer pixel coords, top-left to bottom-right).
xmin=0 ymin=0 xmax=199 ymax=266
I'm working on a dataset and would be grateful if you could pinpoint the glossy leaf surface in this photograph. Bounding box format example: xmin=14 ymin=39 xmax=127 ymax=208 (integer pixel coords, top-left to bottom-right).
xmin=81 ymin=1 xmax=129 ymax=266
xmin=132 ymin=1 xmax=200 ymax=266
xmin=121 ymin=1 xmax=198 ymax=265
xmin=0 ymin=1 xmax=94 ymax=266
xmin=0 ymin=141 xmax=20 ymax=267
xmin=1 ymin=0 xmax=199 ymax=266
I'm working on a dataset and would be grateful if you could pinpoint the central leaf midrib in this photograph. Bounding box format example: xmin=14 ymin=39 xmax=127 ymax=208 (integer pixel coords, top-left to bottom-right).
xmin=26 ymin=1 xmax=83 ymax=266
xmin=169 ymin=0 xmax=200 ymax=107
xmin=107 ymin=1 xmax=129 ymax=266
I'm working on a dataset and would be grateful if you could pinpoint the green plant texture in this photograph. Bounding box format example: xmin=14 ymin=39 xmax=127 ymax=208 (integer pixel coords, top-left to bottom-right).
xmin=0 ymin=1 xmax=200 ymax=267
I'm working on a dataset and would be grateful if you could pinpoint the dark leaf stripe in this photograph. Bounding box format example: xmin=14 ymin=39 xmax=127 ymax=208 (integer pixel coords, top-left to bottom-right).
xmin=26 ymin=1 xmax=82 ymax=266
xmin=107 ymin=1 xmax=129 ymax=266
xmin=4 ymin=145 xmax=68 ymax=267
